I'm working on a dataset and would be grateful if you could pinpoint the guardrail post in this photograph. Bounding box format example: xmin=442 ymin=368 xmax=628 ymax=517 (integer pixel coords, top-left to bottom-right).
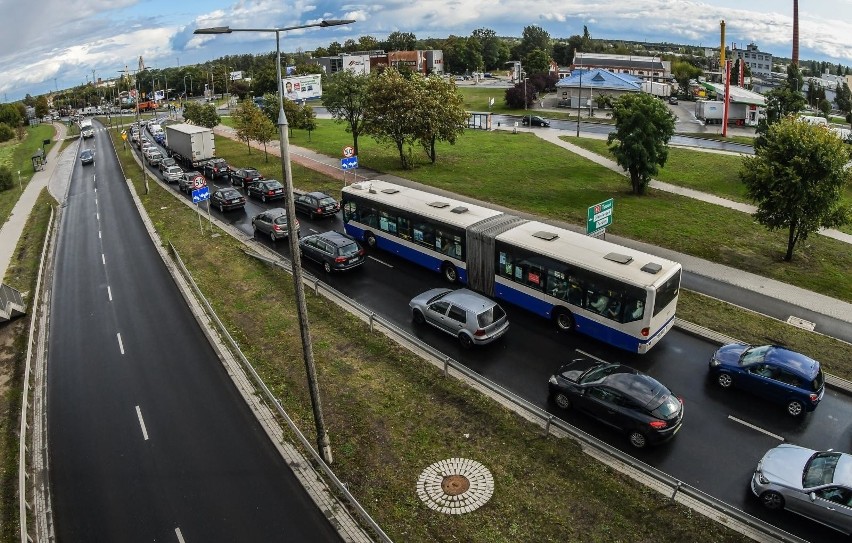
xmin=671 ymin=481 xmax=682 ymax=501
xmin=544 ymin=415 xmax=553 ymax=436
xmin=314 ymin=279 xmax=320 ymax=295
xmin=443 ymin=357 xmax=449 ymax=378
xmin=369 ymin=313 xmax=374 ymax=333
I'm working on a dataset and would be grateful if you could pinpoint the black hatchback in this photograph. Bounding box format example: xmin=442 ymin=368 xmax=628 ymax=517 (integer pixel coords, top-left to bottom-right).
xmin=521 ymin=115 xmax=550 ymax=127
xmin=548 ymin=359 xmax=683 ymax=449
xmin=299 ymin=231 xmax=365 ymax=273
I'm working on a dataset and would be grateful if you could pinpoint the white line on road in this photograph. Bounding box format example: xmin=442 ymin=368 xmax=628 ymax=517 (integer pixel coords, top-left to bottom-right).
xmin=728 ymin=416 xmax=784 ymax=441
xmin=107 ymin=286 xmax=112 ymax=301
xmin=102 ymin=254 xmax=106 ymax=266
xmin=175 ymin=527 xmax=186 ymax=542
xmin=117 ymin=333 xmax=124 ymax=354
xmin=575 ymin=349 xmax=608 ymax=364
xmin=368 ymin=256 xmax=393 ymax=268
xmin=96 ymin=212 xmax=99 ymax=221
xmin=135 ymin=405 xmax=149 ymax=441
xmin=309 ymin=228 xmax=319 ymax=233
xmin=98 ymin=230 xmax=101 ymax=239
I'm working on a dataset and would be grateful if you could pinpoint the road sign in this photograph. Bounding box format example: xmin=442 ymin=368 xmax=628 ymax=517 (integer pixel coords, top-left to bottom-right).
xmin=193 ymin=177 xmax=205 ymax=189
xmin=121 ymin=131 xmax=127 ymax=141
xmin=587 ymin=198 xmax=614 ymax=235
xmin=192 ymin=186 xmax=210 ymax=204
xmin=342 ymin=146 xmax=354 ymax=158
xmin=341 ymin=156 xmax=358 ymax=170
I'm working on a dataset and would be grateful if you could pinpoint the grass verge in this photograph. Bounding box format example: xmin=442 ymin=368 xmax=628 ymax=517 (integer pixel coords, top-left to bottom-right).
xmin=0 ymin=189 xmax=55 ymax=542
xmin=109 ymin=126 xmax=751 ymax=542
xmin=0 ymin=125 xmax=57 ymax=226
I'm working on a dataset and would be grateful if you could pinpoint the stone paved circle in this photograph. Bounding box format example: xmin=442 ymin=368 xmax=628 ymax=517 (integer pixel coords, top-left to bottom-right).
xmin=416 ymin=458 xmax=494 ymax=514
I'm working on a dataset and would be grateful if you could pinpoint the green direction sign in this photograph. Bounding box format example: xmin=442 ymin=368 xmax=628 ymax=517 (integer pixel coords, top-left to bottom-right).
xmin=587 ymin=198 xmax=614 ymax=235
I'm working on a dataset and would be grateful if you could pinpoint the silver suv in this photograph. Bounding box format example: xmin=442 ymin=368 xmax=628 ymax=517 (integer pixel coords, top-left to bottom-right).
xmin=409 ymin=288 xmax=509 ymax=348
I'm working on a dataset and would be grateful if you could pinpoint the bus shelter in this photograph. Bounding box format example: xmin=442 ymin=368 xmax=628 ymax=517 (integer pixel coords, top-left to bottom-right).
xmin=467 ymin=112 xmax=492 ymax=130
xmin=31 ymin=149 xmax=45 ymax=172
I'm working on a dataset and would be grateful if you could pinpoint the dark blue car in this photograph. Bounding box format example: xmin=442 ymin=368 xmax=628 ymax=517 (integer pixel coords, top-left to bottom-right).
xmin=708 ymin=344 xmax=825 ymax=417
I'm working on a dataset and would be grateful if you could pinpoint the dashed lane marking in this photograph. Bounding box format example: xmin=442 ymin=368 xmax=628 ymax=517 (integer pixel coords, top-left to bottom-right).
xmin=135 ymin=405 xmax=149 ymax=441
xmin=728 ymin=416 xmax=784 ymax=441
xmin=368 ymin=256 xmax=393 ymax=268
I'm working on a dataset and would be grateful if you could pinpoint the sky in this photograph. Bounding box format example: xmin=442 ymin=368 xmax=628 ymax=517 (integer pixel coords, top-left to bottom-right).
xmin=1 ymin=0 xmax=850 ymax=102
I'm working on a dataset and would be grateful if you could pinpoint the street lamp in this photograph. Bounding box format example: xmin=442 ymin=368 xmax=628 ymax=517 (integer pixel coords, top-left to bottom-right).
xmin=118 ymin=66 xmax=148 ymax=194
xmin=184 ymin=74 xmax=193 ymax=99
xmin=576 ymin=63 xmax=584 ymax=138
xmin=523 ymin=76 xmax=528 ymax=111
xmin=194 ymin=18 xmax=355 ymax=466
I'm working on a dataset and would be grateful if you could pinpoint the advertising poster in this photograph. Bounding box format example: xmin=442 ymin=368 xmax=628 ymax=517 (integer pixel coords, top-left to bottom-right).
xmin=282 ymin=74 xmax=322 ymax=101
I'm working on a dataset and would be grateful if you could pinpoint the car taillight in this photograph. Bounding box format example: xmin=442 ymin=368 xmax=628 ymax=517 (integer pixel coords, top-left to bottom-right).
xmin=358 ymin=249 xmax=365 ymax=256
xmin=268 ymin=190 xmax=275 ymax=195
xmin=273 ymin=225 xmax=284 ymax=232
xmin=335 ymin=256 xmax=347 ymax=263
xmin=316 ymin=207 xmax=323 ymax=213
xmin=810 ymin=393 xmax=819 ymax=403
xmin=473 ymin=329 xmax=486 ymax=337
xmin=641 ymin=327 xmax=650 ymax=337
xmin=649 ymin=421 xmax=667 ymax=429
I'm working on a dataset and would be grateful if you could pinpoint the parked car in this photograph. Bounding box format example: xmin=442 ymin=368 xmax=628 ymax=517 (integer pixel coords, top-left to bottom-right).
xmin=521 ymin=115 xmax=550 ymax=127
xmin=708 ymin=344 xmax=825 ymax=416
xmin=80 ymin=148 xmax=95 ymax=165
xmin=229 ymin=167 xmax=264 ymax=189
xmin=751 ymin=444 xmax=852 ymax=535
xmin=294 ymin=191 xmax=340 ymax=219
xmin=299 ymin=231 xmax=365 ymax=273
xmin=251 ymin=208 xmax=299 ymax=241
xmin=162 ymin=165 xmax=184 ymax=184
xmin=548 ymin=358 xmax=684 ymax=449
xmin=668 ymin=96 xmax=679 ymax=105
xmin=202 ymin=157 xmax=230 ymax=180
xmin=246 ymin=180 xmax=285 ymax=202
xmin=178 ymin=171 xmax=206 ymax=194
xmin=158 ymin=157 xmax=177 ymax=173
xmin=210 ymin=188 xmax=246 ymax=212
xmin=145 ymin=150 xmax=163 ymax=167
xmin=409 ymin=288 xmax=509 ymax=348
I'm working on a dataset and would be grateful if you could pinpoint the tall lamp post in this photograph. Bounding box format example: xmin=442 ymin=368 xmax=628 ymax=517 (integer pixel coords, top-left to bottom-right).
xmin=184 ymin=74 xmax=193 ymax=98
xmin=576 ymin=63 xmax=584 ymax=138
xmin=194 ymin=18 xmax=355 ymax=465
xmin=118 ymin=66 xmax=148 ymax=194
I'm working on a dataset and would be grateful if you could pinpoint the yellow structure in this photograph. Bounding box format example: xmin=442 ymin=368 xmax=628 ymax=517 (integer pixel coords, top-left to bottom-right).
xmin=720 ymin=20 xmax=726 ymax=71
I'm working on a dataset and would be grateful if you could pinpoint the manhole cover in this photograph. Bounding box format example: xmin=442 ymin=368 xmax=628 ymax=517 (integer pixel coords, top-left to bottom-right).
xmin=416 ymin=458 xmax=493 ymax=514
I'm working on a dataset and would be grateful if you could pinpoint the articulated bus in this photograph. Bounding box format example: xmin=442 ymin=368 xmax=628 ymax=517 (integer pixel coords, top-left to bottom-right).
xmin=341 ymin=180 xmax=682 ymax=353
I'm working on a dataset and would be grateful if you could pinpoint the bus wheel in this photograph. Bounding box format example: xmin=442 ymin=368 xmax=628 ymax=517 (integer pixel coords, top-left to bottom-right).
xmin=364 ymin=232 xmax=377 ymax=248
xmin=442 ymin=262 xmax=458 ymax=283
xmin=554 ymin=308 xmax=575 ymax=332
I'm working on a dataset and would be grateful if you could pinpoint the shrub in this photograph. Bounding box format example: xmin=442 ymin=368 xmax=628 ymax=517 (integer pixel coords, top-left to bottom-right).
xmin=0 ymin=166 xmax=14 ymax=191
xmin=0 ymin=122 xmax=14 ymax=142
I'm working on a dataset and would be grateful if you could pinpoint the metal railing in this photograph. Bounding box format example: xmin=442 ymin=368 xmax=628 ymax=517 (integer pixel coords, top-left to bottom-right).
xmin=0 ymin=283 xmax=26 ymax=322
xmin=237 ymin=246 xmax=808 ymax=543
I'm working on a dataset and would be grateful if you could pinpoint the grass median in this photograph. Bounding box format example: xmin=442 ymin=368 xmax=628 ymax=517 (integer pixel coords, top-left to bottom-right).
xmin=0 ymin=124 xmax=57 ymax=227
xmin=109 ymin=128 xmax=752 ymax=542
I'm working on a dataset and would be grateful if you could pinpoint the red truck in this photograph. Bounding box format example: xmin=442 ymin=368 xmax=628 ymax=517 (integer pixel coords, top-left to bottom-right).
xmin=138 ymin=100 xmax=158 ymax=112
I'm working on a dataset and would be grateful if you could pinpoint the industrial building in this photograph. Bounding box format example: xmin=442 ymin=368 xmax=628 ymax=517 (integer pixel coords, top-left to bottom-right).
xmin=310 ymin=50 xmax=444 ymax=76
xmin=729 ymin=43 xmax=773 ymax=78
xmin=572 ymin=52 xmax=671 ymax=83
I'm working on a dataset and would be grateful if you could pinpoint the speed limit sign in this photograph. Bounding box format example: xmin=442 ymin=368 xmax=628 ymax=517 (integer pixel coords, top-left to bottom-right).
xmin=193 ymin=177 xmax=205 ymax=189
xmin=342 ymin=146 xmax=354 ymax=158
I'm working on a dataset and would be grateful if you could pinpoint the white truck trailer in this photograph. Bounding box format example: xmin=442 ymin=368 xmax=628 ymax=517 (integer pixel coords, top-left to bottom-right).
xmin=164 ymin=124 xmax=215 ymax=168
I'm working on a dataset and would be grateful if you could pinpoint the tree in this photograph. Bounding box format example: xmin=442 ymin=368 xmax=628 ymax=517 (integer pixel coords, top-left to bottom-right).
xmin=524 ymin=49 xmax=551 ymax=76
xmin=412 ymin=75 xmax=468 ymax=163
xmin=232 ymin=99 xmax=259 ymax=153
xmin=195 ymin=103 xmax=221 ymax=129
xmin=300 ymin=105 xmax=318 ymax=141
xmin=606 ymin=93 xmax=676 ymax=195
xmin=254 ymin=114 xmax=277 ymax=162
xmin=739 ymin=116 xmax=851 ymax=261
xmin=357 ymin=35 xmax=379 ymax=51
xmin=323 ymin=70 xmax=370 ymax=156
xmin=0 ymin=166 xmax=12 ymax=191
xmin=515 ymin=26 xmax=550 ymax=61
xmin=35 ymin=96 xmax=49 ymax=118
xmin=835 ymin=81 xmax=852 ymax=116
xmin=386 ymin=31 xmax=416 ymax=51
xmin=364 ymin=69 xmax=421 ymax=169
xmin=818 ymin=98 xmax=831 ymax=117
xmin=471 ymin=28 xmax=509 ymax=70
xmin=671 ymin=60 xmax=702 ymax=97
xmin=504 ymin=82 xmax=531 ymax=109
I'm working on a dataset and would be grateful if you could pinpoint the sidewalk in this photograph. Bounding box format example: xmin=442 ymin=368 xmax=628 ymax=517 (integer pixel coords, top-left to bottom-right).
xmin=0 ymin=123 xmax=72 ymax=283
xmin=213 ymin=123 xmax=852 ymax=326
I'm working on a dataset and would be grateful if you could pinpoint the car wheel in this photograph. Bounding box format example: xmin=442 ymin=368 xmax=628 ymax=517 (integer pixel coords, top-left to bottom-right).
xmin=760 ymin=491 xmax=784 ymax=510
xmin=628 ymin=431 xmax=648 ymax=449
xmin=323 ymin=261 xmax=332 ymax=273
xmin=261 ymin=195 xmax=267 ymax=203
xmin=442 ymin=262 xmax=458 ymax=283
xmin=717 ymin=373 xmax=733 ymax=388
xmin=252 ymin=223 xmax=258 ymax=237
xmin=412 ymin=309 xmax=425 ymax=325
xmin=270 ymin=231 xmax=278 ymax=242
xmin=364 ymin=232 xmax=377 ymax=248
xmin=219 ymin=203 xmax=225 ymax=213
xmin=553 ymin=308 xmax=575 ymax=332
xmin=458 ymin=333 xmax=473 ymax=349
xmin=786 ymin=400 xmax=804 ymax=417
xmin=552 ymin=392 xmax=571 ymax=410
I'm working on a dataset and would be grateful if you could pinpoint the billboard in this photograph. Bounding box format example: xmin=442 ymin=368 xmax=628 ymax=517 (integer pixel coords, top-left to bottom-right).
xmin=230 ymin=71 xmax=243 ymax=81
xmin=282 ymin=74 xmax=322 ymax=101
xmin=342 ymin=54 xmax=370 ymax=75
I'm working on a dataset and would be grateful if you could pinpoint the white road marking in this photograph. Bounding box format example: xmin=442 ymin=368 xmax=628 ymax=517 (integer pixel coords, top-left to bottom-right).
xmin=117 ymin=333 xmax=124 ymax=354
xmin=135 ymin=406 xmax=149 ymax=441
xmin=98 ymin=230 xmax=101 ymax=239
xmin=368 ymin=256 xmax=393 ymax=268
xmin=107 ymin=286 xmax=112 ymax=301
xmin=728 ymin=416 xmax=784 ymax=441
xmin=96 ymin=212 xmax=99 ymax=221
xmin=309 ymin=228 xmax=319 ymax=233
xmin=102 ymin=254 xmax=106 ymax=266
xmin=175 ymin=528 xmax=186 ymax=542
xmin=575 ymin=349 xmax=608 ymax=364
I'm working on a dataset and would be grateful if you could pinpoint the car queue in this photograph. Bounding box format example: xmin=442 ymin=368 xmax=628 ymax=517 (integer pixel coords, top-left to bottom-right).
xmin=124 ymin=116 xmax=847 ymax=539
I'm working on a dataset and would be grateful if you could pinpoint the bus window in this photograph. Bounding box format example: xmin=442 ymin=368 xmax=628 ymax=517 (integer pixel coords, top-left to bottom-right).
xmin=412 ymin=221 xmax=435 ymax=248
xmin=379 ymin=211 xmax=398 ymax=234
xmin=546 ymin=270 xmax=569 ymax=300
xmin=360 ymin=205 xmax=379 ymax=228
xmin=398 ymin=216 xmax=412 ymax=240
xmin=653 ymin=270 xmax=681 ymax=316
xmin=623 ymin=298 xmax=645 ymax=323
xmin=343 ymin=201 xmax=358 ymax=222
xmin=435 ymin=230 xmax=463 ymax=259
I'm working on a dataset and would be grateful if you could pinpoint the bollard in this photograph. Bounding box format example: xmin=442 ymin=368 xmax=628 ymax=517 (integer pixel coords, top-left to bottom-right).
xmin=315 ymin=279 xmax=320 ymax=295
xmin=369 ymin=313 xmax=374 ymax=333
xmin=544 ymin=415 xmax=553 ymax=436
xmin=444 ymin=357 xmax=450 ymax=377
xmin=671 ymin=481 xmax=682 ymax=500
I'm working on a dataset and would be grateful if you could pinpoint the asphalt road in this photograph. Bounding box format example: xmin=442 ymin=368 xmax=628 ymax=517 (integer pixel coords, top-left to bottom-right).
xmin=47 ymin=126 xmax=342 ymax=542
xmin=138 ymin=123 xmax=851 ymax=542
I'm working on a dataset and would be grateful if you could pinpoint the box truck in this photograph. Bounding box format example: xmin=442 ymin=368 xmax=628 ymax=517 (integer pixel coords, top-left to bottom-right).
xmin=164 ymin=124 xmax=215 ymax=168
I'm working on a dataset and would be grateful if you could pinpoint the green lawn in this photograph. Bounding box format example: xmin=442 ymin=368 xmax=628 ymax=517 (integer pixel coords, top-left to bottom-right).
xmin=108 ymin=127 xmax=751 ymax=543
xmin=273 ymin=119 xmax=852 ymax=303
xmin=0 ymin=124 xmax=57 ymax=226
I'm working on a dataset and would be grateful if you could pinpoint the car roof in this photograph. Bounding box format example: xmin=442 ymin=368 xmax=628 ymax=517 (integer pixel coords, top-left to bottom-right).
xmin=764 ymin=346 xmax=821 ymax=378
xmin=305 ymin=191 xmax=332 ymax=199
xmin=601 ymin=370 xmax=667 ymax=406
xmin=263 ymin=207 xmax=287 ymax=217
xmin=312 ymin=231 xmax=355 ymax=246
xmin=441 ymin=288 xmax=498 ymax=311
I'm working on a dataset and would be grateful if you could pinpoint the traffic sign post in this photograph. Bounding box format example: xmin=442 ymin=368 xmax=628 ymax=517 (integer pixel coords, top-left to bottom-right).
xmin=587 ymin=198 xmax=614 ymax=237
xmin=192 ymin=185 xmax=211 ymax=234
xmin=340 ymin=155 xmax=358 ymax=185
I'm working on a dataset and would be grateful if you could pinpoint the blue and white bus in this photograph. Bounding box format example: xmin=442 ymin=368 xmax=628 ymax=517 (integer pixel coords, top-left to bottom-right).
xmin=342 ymin=180 xmax=682 ymax=353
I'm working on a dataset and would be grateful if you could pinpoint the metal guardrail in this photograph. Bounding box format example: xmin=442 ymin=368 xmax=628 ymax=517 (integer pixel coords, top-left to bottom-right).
xmin=19 ymin=207 xmax=55 ymax=543
xmin=0 ymin=283 xmax=26 ymax=321
xmin=168 ymin=242 xmax=391 ymax=543
xmin=239 ymin=246 xmax=808 ymax=543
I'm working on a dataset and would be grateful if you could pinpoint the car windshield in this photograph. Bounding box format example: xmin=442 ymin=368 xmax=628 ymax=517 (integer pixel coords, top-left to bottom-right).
xmin=222 ymin=190 xmax=240 ymax=198
xmin=267 ymin=181 xmax=283 ymax=189
xmin=804 ymin=452 xmax=842 ymax=487
xmin=580 ymin=363 xmax=620 ymax=384
xmin=318 ymin=197 xmax=336 ymax=206
xmin=246 ymin=170 xmax=259 ymax=177
xmin=741 ymin=345 xmax=771 ymax=365
xmin=338 ymin=242 xmax=360 ymax=256
xmin=273 ymin=215 xmax=288 ymax=225
xmin=477 ymin=304 xmax=505 ymax=327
